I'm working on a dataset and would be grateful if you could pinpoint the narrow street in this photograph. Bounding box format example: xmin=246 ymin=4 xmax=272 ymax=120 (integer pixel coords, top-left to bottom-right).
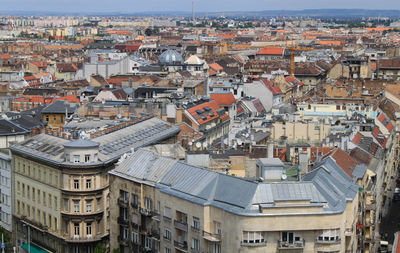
xmin=379 ymin=197 xmax=400 ymax=245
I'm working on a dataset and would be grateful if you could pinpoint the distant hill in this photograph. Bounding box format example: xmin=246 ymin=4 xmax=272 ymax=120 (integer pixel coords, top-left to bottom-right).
xmin=1 ymin=9 xmax=400 ymax=17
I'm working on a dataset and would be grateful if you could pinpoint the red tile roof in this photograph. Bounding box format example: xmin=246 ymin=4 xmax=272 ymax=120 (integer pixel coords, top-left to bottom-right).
xmin=256 ymin=47 xmax=284 ymax=55
xmin=210 ymin=93 xmax=236 ymax=106
xmin=187 ymin=100 xmax=227 ymax=125
xmin=324 ymin=148 xmax=360 ymax=179
xmin=352 ymin=133 xmax=362 ymax=144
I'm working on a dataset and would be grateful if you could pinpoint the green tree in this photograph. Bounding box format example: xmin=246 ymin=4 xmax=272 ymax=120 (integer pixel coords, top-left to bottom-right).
xmin=113 ymin=248 xmax=121 ymax=253
xmin=0 ymin=226 xmax=11 ymax=252
xmin=94 ymin=243 xmax=106 ymax=253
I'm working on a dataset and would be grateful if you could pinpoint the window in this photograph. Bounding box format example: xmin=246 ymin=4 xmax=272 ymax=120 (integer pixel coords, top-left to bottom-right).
xmin=55 ymin=175 xmax=58 ymax=186
xmin=48 ymin=194 xmax=52 ymax=208
xmin=145 ymin=197 xmax=152 ymax=210
xmin=132 ymin=213 xmax=138 ymax=225
xmin=74 ymin=223 xmax=80 ymax=236
xmin=74 ymin=155 xmax=80 ymax=163
xmin=213 ymin=244 xmax=221 ymax=253
xmin=22 ymin=184 xmax=25 ymax=197
xmin=43 ymin=192 xmax=46 ymax=206
xmin=164 ymin=206 xmax=172 ymax=219
xmin=74 ymin=179 xmax=79 ymax=189
xmin=165 ymin=228 xmax=171 ymax=240
xmin=123 ymin=227 xmax=129 ymax=239
xmin=27 ymin=186 xmax=30 ymax=199
xmin=242 ymin=231 xmax=265 ymax=244
xmin=317 ymin=229 xmax=340 ymax=242
xmin=193 ymin=217 xmax=200 ymax=230
xmin=37 ymin=190 xmax=40 ymax=203
xmin=122 ymin=207 xmax=128 ymax=220
xmin=64 ymin=199 xmax=69 ymax=212
xmin=55 ymin=217 xmax=58 ymax=230
xmin=49 ymin=173 xmax=52 ymax=184
xmin=145 ymin=236 xmax=152 ymax=249
xmin=17 ymin=182 xmax=20 ymax=192
xmin=74 ymin=200 xmax=80 ymax=213
xmin=65 ymin=154 xmax=70 ymax=162
xmin=165 ymin=248 xmax=171 ymax=253
xmin=132 ymin=232 xmax=139 ymax=244
xmin=86 ymin=200 xmax=92 ymax=213
xmin=85 ymin=154 xmax=90 ymax=163
xmin=86 ymin=179 xmax=92 ymax=189
xmin=192 ymin=238 xmax=200 ymax=251
xmin=120 ymin=190 xmax=129 ymax=202
xmin=32 ymin=188 xmax=35 ymax=201
xmin=54 ymin=197 xmax=58 ymax=210
xmin=131 ymin=193 xmax=138 ymax=207
xmin=44 ymin=171 xmax=46 ymax=183
xmin=86 ymin=222 xmax=92 ymax=236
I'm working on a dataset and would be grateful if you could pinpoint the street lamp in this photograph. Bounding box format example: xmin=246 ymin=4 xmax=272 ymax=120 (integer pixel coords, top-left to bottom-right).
xmin=22 ymin=224 xmax=30 ymax=253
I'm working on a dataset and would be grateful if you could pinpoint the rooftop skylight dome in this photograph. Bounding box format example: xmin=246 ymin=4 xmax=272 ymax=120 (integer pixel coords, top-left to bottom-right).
xmin=158 ymin=49 xmax=184 ymax=65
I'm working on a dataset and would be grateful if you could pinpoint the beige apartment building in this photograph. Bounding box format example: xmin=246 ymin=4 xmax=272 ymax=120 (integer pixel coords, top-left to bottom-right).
xmin=109 ymin=148 xmax=363 ymax=253
xmin=11 ymin=116 xmax=180 ymax=253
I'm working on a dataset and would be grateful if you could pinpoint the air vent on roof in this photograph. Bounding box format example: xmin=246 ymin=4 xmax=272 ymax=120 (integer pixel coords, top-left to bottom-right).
xmin=204 ymin=107 xmax=211 ymax=111
xmin=196 ymin=109 xmax=203 ymax=114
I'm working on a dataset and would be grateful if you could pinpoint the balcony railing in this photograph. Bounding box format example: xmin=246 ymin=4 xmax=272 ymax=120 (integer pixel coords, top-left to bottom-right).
xmin=118 ymin=198 xmax=129 ymax=207
xmin=202 ymin=230 xmax=221 ymax=242
xmin=65 ymin=235 xmax=102 ymax=243
xmin=191 ymin=225 xmax=201 ymax=233
xmin=316 ymin=238 xmax=341 ymax=244
xmin=140 ymin=208 xmax=153 ymax=216
xmin=277 ymin=240 xmax=305 ymax=249
xmin=174 ymin=240 xmax=188 ymax=251
xmin=152 ymin=229 xmax=160 ymax=240
xmin=163 ymin=216 xmax=172 ymax=222
xmin=241 ymin=239 xmax=267 ymax=247
xmin=117 ymin=216 xmax=129 ymax=225
xmin=131 ymin=202 xmax=138 ymax=209
xmin=344 ymin=228 xmax=353 ymax=237
xmin=174 ymin=219 xmax=188 ymax=231
xmin=118 ymin=235 xmax=129 ymax=246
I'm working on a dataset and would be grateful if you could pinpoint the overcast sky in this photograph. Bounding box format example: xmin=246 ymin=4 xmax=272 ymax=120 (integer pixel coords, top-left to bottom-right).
xmin=1 ymin=0 xmax=400 ymax=13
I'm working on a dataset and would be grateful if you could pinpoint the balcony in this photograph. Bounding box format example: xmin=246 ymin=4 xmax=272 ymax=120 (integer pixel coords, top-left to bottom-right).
xmin=202 ymin=230 xmax=221 ymax=242
xmin=174 ymin=220 xmax=188 ymax=231
xmin=131 ymin=201 xmax=138 ymax=209
xmin=65 ymin=235 xmax=102 ymax=243
xmin=316 ymin=238 xmax=341 ymax=244
xmin=344 ymin=228 xmax=353 ymax=237
xmin=163 ymin=216 xmax=172 ymax=222
xmin=277 ymin=240 xmax=305 ymax=250
xmin=118 ymin=198 xmax=129 ymax=208
xmin=152 ymin=211 xmax=161 ymax=221
xmin=174 ymin=240 xmax=188 ymax=251
xmin=140 ymin=208 xmax=153 ymax=216
xmin=117 ymin=216 xmax=129 ymax=225
xmin=152 ymin=229 xmax=160 ymax=240
xmin=241 ymin=239 xmax=267 ymax=247
xmin=191 ymin=226 xmax=201 ymax=233
xmin=118 ymin=235 xmax=129 ymax=246
xmin=131 ymin=222 xmax=141 ymax=230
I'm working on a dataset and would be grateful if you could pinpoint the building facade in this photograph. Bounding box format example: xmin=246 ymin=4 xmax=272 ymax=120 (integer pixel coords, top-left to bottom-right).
xmin=109 ymin=148 xmax=362 ymax=253
xmin=0 ymin=149 xmax=12 ymax=232
xmin=11 ymin=116 xmax=180 ymax=253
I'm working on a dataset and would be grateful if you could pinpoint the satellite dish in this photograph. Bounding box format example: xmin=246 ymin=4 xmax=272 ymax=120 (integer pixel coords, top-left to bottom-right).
xmin=281 ymin=174 xmax=287 ymax=180
xmin=196 ymin=142 xmax=201 ymax=148
xmin=203 ymin=142 xmax=207 ymax=148
xmin=188 ymin=141 xmax=193 ymax=146
xmin=237 ymin=139 xmax=243 ymax=146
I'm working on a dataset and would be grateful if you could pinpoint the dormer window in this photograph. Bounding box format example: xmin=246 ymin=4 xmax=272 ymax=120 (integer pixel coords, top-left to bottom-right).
xmin=74 ymin=155 xmax=80 ymax=163
xmin=85 ymin=154 xmax=91 ymax=163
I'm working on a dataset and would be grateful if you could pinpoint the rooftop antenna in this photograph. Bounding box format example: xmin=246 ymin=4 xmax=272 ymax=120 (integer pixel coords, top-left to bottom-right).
xmin=282 ymin=9 xmax=285 ymax=28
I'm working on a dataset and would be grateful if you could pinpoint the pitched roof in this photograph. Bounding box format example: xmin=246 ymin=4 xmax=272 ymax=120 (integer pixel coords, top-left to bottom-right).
xmin=256 ymin=47 xmax=284 ymax=55
xmin=186 ymin=100 xmax=227 ymax=125
xmin=210 ymin=93 xmax=236 ymax=106
xmin=323 ymin=148 xmax=360 ymax=179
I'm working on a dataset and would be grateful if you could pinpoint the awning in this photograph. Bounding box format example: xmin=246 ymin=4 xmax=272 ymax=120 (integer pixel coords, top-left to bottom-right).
xmin=21 ymin=243 xmax=50 ymax=253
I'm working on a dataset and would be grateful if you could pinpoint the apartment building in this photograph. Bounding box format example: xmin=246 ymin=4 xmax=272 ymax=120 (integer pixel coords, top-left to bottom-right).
xmin=109 ymin=148 xmax=363 ymax=253
xmin=10 ymin=116 xmax=180 ymax=253
xmin=0 ymin=149 xmax=12 ymax=232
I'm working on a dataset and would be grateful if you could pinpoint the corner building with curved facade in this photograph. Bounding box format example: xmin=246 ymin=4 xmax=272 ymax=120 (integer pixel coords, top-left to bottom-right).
xmin=11 ymin=116 xmax=180 ymax=253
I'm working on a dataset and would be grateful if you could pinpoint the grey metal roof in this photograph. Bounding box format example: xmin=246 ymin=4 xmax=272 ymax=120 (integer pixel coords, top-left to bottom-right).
xmin=42 ymin=100 xmax=77 ymax=114
xmin=109 ymin=149 xmax=361 ymax=216
xmin=63 ymin=139 xmax=100 ymax=148
xmin=10 ymin=117 xmax=180 ymax=166
xmin=158 ymin=49 xmax=184 ymax=65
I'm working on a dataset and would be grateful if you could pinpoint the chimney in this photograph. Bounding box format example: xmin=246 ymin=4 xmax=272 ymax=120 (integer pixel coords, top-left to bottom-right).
xmin=267 ymin=141 xmax=274 ymax=158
